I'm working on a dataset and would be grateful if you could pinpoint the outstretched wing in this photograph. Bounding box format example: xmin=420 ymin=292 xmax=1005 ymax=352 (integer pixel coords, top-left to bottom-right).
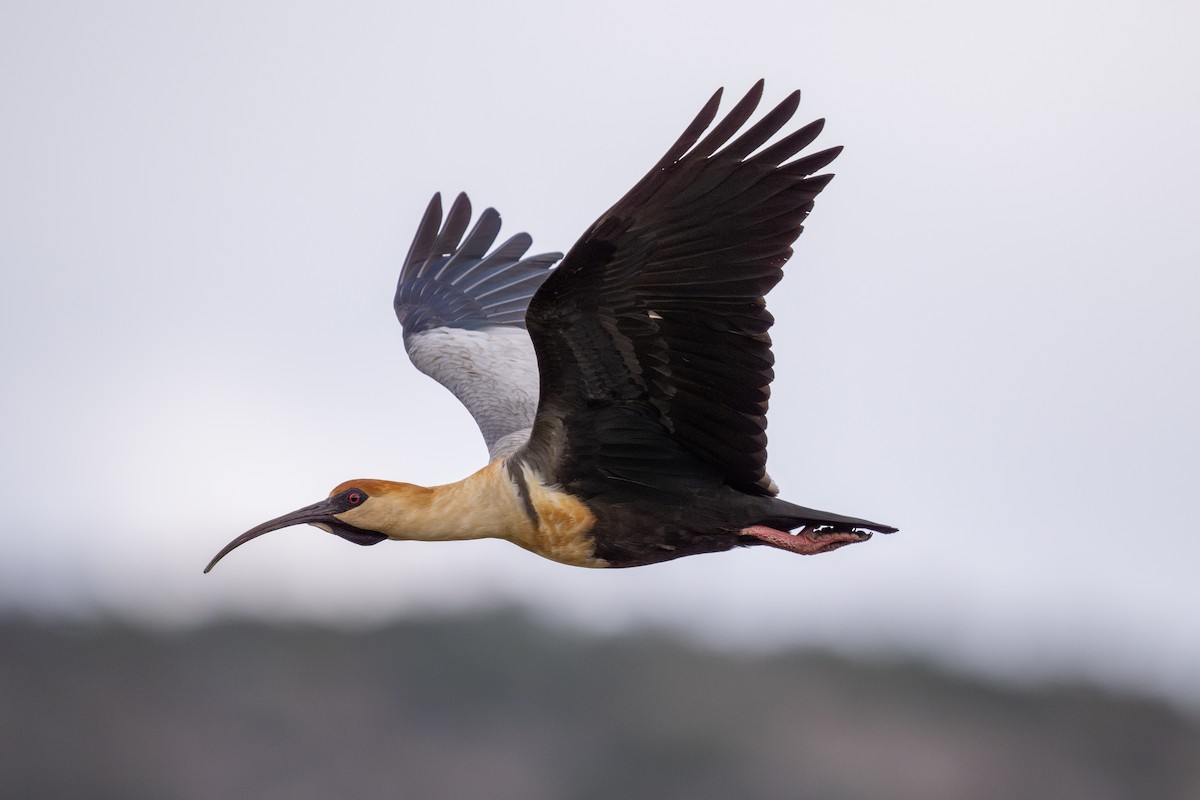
xmin=521 ymin=81 xmax=841 ymax=496
xmin=394 ymin=192 xmax=562 ymax=459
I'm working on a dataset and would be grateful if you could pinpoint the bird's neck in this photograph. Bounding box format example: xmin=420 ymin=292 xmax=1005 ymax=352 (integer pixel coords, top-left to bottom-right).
xmin=348 ymin=461 xmax=602 ymax=566
xmin=347 ymin=462 xmax=530 ymax=542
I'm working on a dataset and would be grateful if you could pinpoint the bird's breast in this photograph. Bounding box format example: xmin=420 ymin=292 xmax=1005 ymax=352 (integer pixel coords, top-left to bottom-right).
xmin=501 ymin=461 xmax=606 ymax=568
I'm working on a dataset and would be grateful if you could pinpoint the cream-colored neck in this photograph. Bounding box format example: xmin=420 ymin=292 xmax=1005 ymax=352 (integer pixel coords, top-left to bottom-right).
xmin=335 ymin=460 xmax=603 ymax=567
xmin=338 ymin=461 xmax=535 ymax=542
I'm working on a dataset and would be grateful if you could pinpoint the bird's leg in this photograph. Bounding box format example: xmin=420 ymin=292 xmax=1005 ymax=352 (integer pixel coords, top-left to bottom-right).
xmin=740 ymin=525 xmax=872 ymax=555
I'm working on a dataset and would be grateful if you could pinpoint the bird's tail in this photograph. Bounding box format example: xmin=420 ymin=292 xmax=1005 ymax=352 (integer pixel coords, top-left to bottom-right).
xmin=758 ymin=497 xmax=898 ymax=534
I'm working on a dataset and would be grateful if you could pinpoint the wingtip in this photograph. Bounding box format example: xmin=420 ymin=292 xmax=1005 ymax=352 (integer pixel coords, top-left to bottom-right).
xmin=795 ymin=145 xmax=844 ymax=176
xmin=447 ymin=191 xmax=472 ymax=222
xmin=777 ymin=88 xmax=801 ymax=116
xmin=744 ymin=79 xmax=766 ymax=106
xmin=700 ymin=85 xmax=725 ymax=122
xmin=425 ymin=191 xmax=443 ymax=218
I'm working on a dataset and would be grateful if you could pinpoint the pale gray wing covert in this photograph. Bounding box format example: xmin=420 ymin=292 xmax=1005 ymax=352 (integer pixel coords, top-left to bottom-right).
xmin=394 ymin=192 xmax=562 ymax=459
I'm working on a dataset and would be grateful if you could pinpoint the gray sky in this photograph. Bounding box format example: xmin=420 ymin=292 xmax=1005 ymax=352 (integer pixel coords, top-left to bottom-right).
xmin=3 ymin=1 xmax=1198 ymax=707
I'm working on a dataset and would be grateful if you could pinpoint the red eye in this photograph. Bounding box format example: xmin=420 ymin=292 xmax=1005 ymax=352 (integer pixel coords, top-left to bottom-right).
xmin=348 ymin=492 xmax=362 ymax=505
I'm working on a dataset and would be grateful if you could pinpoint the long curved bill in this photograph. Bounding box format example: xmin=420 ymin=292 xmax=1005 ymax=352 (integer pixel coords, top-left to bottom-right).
xmin=204 ymin=498 xmax=363 ymax=574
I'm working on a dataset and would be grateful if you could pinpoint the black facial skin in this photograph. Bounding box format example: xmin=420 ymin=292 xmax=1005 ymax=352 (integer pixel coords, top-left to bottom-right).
xmin=329 ymin=487 xmax=369 ymax=513
xmin=321 ymin=487 xmax=383 ymax=546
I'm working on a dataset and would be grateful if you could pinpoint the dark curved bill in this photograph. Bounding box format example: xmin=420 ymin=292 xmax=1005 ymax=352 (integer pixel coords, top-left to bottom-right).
xmin=204 ymin=498 xmax=384 ymax=574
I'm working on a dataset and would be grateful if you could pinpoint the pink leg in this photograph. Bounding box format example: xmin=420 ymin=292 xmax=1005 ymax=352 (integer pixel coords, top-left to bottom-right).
xmin=740 ymin=525 xmax=872 ymax=555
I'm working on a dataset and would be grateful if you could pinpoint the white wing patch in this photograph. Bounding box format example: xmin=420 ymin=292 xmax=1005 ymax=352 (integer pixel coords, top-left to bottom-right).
xmin=405 ymin=325 xmax=541 ymax=460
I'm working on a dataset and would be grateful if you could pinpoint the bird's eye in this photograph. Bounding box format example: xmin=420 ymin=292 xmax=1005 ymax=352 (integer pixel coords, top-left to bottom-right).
xmin=347 ymin=491 xmax=363 ymax=505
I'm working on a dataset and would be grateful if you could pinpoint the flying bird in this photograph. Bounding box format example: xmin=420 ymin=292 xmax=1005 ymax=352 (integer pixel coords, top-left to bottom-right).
xmin=205 ymin=80 xmax=896 ymax=574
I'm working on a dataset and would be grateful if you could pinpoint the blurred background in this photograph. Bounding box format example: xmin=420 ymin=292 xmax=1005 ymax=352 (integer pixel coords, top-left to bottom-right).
xmin=2 ymin=0 xmax=1198 ymax=796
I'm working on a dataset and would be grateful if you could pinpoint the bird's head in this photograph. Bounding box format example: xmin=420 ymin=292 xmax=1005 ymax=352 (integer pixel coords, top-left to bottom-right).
xmin=204 ymin=480 xmax=401 ymax=573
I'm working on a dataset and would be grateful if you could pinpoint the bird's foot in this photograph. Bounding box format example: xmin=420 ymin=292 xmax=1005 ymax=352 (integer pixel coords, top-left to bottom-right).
xmin=740 ymin=524 xmax=872 ymax=555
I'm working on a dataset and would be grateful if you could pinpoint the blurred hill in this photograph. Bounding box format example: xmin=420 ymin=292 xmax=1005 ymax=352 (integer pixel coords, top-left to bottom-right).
xmin=1 ymin=611 xmax=1196 ymax=800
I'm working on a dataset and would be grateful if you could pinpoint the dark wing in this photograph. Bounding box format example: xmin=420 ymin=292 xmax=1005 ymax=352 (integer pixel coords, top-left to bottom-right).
xmin=520 ymin=81 xmax=841 ymax=496
xmin=395 ymin=192 xmax=562 ymax=459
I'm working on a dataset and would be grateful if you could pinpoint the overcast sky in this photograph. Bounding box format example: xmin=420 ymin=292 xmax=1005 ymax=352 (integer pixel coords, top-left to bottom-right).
xmin=2 ymin=1 xmax=1198 ymax=708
